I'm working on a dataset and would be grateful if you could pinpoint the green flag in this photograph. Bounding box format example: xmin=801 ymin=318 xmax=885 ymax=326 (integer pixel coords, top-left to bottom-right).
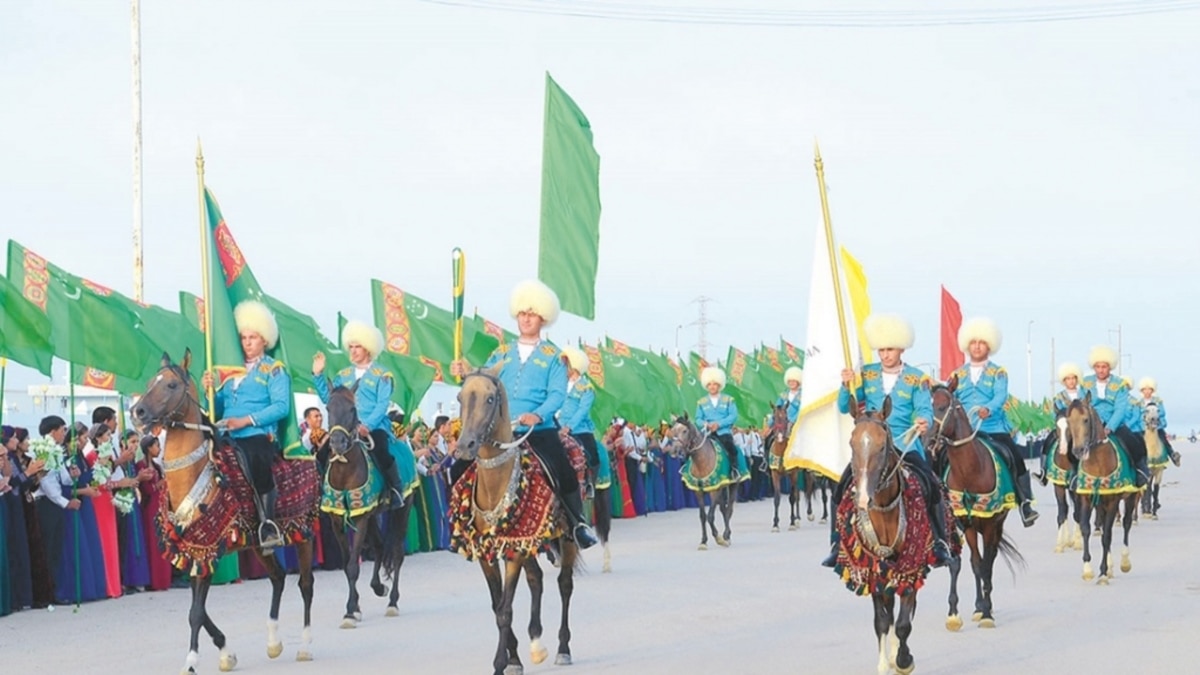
xmin=7 ymin=241 xmax=157 ymax=381
xmin=605 ymin=337 xmax=681 ymax=422
xmin=537 ymin=72 xmax=601 ymax=320
xmin=264 ymin=295 xmax=348 ymax=394
xmin=0 ymin=272 xmax=54 ymax=375
xmin=70 ymin=298 xmax=204 ymax=394
xmin=337 ymin=311 xmax=436 ymax=418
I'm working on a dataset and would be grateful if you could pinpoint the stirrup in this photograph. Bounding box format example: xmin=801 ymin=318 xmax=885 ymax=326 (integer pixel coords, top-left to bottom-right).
xmin=931 ymin=540 xmax=954 ymax=567
xmin=1020 ymin=502 xmax=1039 ymax=527
xmin=573 ymin=523 xmax=599 ymax=550
xmin=584 ymin=482 xmax=595 ymax=500
xmin=820 ymin=544 xmax=838 ymax=568
xmin=258 ymin=520 xmax=285 ymax=551
xmin=545 ymin=540 xmax=562 ymax=568
xmin=1171 ymin=452 xmax=1182 ymax=467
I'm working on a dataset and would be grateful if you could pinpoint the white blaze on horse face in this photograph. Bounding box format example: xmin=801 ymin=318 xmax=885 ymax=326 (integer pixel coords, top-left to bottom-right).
xmin=1056 ymin=417 xmax=1069 ymax=456
xmin=855 ymin=435 xmax=871 ymax=511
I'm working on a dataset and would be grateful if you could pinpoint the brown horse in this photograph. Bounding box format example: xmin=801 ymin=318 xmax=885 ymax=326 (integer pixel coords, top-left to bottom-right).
xmin=766 ymin=404 xmax=801 ymax=531
xmin=318 ymin=384 xmax=411 ymax=628
xmin=1046 ymin=407 xmax=1084 ymax=552
xmin=840 ymin=395 xmax=921 ymax=675
xmin=450 ymin=367 xmax=579 ymax=675
xmin=1062 ymin=396 xmax=1140 ymax=583
xmin=133 ymin=351 xmax=318 ymax=673
xmin=925 ymin=380 xmax=1023 ymax=631
xmin=669 ymin=414 xmax=735 ymax=550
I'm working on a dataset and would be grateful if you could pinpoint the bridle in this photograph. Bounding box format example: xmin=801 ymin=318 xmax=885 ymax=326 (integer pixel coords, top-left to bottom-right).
xmin=854 ymin=415 xmax=904 ymax=510
xmin=928 ymin=387 xmax=981 ymax=453
xmin=460 ymin=371 xmax=534 ymax=456
xmin=325 ymin=391 xmax=372 ymax=464
xmin=139 ymin=364 xmax=214 ymax=436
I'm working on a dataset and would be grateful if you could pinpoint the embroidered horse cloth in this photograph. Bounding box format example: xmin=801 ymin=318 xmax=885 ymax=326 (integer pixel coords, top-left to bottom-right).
xmin=680 ymin=444 xmax=738 ymax=493
xmin=320 ymin=449 xmax=385 ymax=519
xmin=1072 ymin=435 xmax=1143 ymax=496
xmin=448 ymin=449 xmax=563 ymax=564
xmin=942 ymin=439 xmax=1018 ymax=518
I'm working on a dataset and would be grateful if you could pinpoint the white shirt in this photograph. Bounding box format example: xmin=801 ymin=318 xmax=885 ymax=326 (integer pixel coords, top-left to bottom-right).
xmin=882 ymin=371 xmax=900 ymax=395
xmin=748 ymin=431 xmax=764 ymax=457
xmin=1095 ymin=379 xmax=1108 ymax=400
xmin=621 ymin=428 xmax=641 ymax=460
xmin=787 ymin=391 xmax=798 ymax=403
xmin=517 ymin=341 xmax=537 ymax=363
xmin=733 ymin=431 xmax=748 ymax=456
xmin=708 ymin=395 xmax=721 ymax=408
xmin=1065 ymin=388 xmax=1080 ymax=401
xmin=969 ymin=363 xmax=985 ymax=384
xmin=34 ymin=463 xmax=73 ymax=508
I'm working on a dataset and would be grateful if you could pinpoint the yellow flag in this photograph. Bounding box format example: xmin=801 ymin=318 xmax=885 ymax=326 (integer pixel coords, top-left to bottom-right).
xmin=840 ymin=246 xmax=874 ymax=364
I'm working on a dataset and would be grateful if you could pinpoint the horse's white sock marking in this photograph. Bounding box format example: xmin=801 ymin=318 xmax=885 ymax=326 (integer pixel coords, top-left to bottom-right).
xmin=185 ymin=650 xmax=199 ymax=669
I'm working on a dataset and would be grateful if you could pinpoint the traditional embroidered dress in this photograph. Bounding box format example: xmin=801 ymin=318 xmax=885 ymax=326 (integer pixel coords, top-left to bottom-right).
xmin=55 ymin=450 xmax=107 ymax=604
xmin=85 ymin=442 xmax=122 ymax=598
xmin=136 ymin=457 xmax=172 ymax=591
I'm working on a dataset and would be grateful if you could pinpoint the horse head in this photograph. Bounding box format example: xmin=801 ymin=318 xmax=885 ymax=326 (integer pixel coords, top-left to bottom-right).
xmin=1064 ymin=395 xmax=1103 ymax=460
xmin=134 ymin=350 xmax=202 ymax=432
xmin=324 ymin=382 xmax=362 ymax=460
xmin=847 ymin=394 xmax=899 ymax=511
xmin=1142 ymin=402 xmax=1160 ymax=431
xmin=668 ymin=414 xmax=702 ymax=459
xmin=1054 ymin=401 xmax=1071 ymax=458
xmin=455 ymin=364 xmax=511 ymax=461
xmin=925 ymin=380 xmax=972 ymax=456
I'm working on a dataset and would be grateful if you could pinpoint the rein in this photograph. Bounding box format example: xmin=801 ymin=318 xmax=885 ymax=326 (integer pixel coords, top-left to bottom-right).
xmin=929 ymin=391 xmax=983 ymax=451
xmin=460 ymin=370 xmax=536 ymax=454
xmin=326 ymin=423 xmax=373 ymax=464
xmin=857 ymin=417 xmax=905 ymax=510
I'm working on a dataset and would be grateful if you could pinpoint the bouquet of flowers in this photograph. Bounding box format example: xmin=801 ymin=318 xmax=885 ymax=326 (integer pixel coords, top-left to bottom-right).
xmin=26 ymin=437 xmax=67 ymax=473
xmin=112 ymin=487 xmax=137 ymax=515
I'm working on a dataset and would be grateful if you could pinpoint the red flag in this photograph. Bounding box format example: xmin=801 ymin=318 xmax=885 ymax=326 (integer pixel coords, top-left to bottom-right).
xmin=939 ymin=285 xmax=963 ymax=381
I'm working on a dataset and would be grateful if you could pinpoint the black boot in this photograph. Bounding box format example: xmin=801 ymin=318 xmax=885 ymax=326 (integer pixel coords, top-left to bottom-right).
xmin=379 ymin=459 xmax=407 ymax=510
xmin=561 ymin=489 xmax=598 ymax=549
xmin=1016 ymin=473 xmax=1039 ymax=527
xmin=258 ymin=489 xmax=284 ymax=552
xmin=925 ymin=489 xmax=955 ymax=567
xmin=1170 ymin=451 xmax=1181 ymax=467
xmin=1134 ymin=457 xmax=1150 ymax=489
xmin=820 ymin=527 xmax=841 ymax=568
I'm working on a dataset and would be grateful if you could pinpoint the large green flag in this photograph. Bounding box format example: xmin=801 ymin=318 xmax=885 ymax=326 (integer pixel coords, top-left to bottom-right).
xmin=7 ymin=241 xmax=157 ymax=382
xmin=264 ymin=295 xmax=348 ymax=394
xmin=69 ymin=298 xmax=204 ymax=394
xmin=537 ymin=72 xmax=601 ymax=320
xmin=780 ymin=339 xmax=806 ymax=369
xmin=605 ymin=337 xmax=682 ymax=422
xmin=582 ymin=343 xmax=655 ymax=428
xmin=372 ymin=279 xmax=500 ymax=383
xmin=0 ymin=272 xmax=54 ymax=376
xmin=337 ymin=312 xmax=436 ymax=418
xmin=201 ymin=187 xmax=303 ymax=456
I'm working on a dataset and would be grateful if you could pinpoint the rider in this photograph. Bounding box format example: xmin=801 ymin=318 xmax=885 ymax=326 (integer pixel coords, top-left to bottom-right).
xmin=696 ymin=367 xmax=742 ymax=481
xmin=821 ymin=313 xmax=954 ymax=568
xmin=202 ymin=300 xmax=290 ymax=551
xmin=1129 ymin=377 xmax=1181 ymax=467
xmin=1081 ymin=345 xmax=1150 ymax=488
xmin=312 ymin=319 xmax=415 ymax=510
xmin=1039 ymin=362 xmax=1084 ymax=484
xmin=558 ymin=346 xmax=599 ymax=495
xmin=776 ymin=366 xmax=804 ymax=427
xmin=950 ymin=317 xmax=1038 ymax=527
xmin=449 ymin=279 xmax=598 ymax=550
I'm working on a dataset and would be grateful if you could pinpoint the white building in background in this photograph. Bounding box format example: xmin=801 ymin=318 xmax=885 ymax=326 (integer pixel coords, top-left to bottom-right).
xmin=24 ymin=383 xmax=128 ymax=425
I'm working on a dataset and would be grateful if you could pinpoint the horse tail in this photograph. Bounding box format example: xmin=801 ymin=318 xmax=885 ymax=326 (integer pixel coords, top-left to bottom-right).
xmin=375 ymin=498 xmax=411 ymax=580
xmin=592 ymin=487 xmax=612 ymax=545
xmin=995 ymin=530 xmax=1027 ymax=580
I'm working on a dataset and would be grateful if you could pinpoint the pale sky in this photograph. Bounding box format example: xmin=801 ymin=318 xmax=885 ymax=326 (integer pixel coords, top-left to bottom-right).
xmin=2 ymin=1 xmax=1198 ymax=429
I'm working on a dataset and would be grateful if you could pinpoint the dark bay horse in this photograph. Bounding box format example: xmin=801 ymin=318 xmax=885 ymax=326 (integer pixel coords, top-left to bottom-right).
xmin=318 ymin=385 xmax=411 ymax=628
xmin=765 ymin=404 xmax=801 ymax=531
xmin=1063 ymin=396 xmax=1141 ymax=584
xmin=134 ymin=351 xmax=318 ymax=673
xmin=801 ymin=470 xmax=832 ymax=525
xmin=669 ymin=414 xmax=735 ymax=550
xmin=450 ymin=367 xmax=579 ymax=675
xmin=925 ymin=380 xmax=1024 ymax=631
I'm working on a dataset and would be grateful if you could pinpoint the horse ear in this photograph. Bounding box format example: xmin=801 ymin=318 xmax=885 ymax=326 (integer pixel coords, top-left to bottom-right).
xmin=350 ymin=380 xmax=360 ymax=394
xmin=181 ymin=349 xmax=192 ymax=373
xmin=848 ymin=394 xmax=860 ymax=420
xmin=947 ymin=373 xmax=959 ymax=393
xmin=160 ymin=351 xmax=172 ymax=368
xmin=485 ymin=362 xmax=503 ymax=379
xmin=1084 ymin=390 xmax=1092 ymax=404
xmin=881 ymin=394 xmax=893 ymax=420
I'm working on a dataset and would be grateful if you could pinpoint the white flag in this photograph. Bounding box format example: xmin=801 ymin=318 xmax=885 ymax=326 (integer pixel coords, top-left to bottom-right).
xmin=783 ymin=218 xmax=865 ymax=480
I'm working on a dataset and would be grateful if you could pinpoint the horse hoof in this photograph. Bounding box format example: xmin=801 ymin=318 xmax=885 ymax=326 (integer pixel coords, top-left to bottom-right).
xmin=504 ymin=665 xmax=524 ymax=675
xmin=267 ymin=642 xmax=283 ymax=659
xmin=979 ymin=618 xmax=996 ymax=629
xmin=945 ymin=614 xmax=963 ymax=631
xmin=386 ymin=606 xmax=400 ymax=618
xmin=717 ymin=537 xmax=730 ymax=547
xmin=530 ymin=638 xmax=548 ymax=664
xmin=698 ymin=543 xmax=707 ymax=551
xmin=808 ymin=514 xmax=815 ymax=522
xmin=896 ymin=662 xmax=915 ymax=675
xmin=1121 ymin=560 xmax=1132 ymax=574
xmin=771 ymin=526 xmax=780 ymax=533
xmin=1053 ymin=545 xmax=1064 ymax=553
xmin=788 ymin=524 xmax=799 ymax=531
xmin=555 ymin=653 xmax=573 ymax=666
xmin=1098 ymin=576 xmax=1110 ymax=586
xmin=340 ymin=618 xmax=357 ymax=629
xmin=296 ymin=651 xmax=313 ymax=662
xmin=354 ymin=611 xmax=363 ymax=622
xmin=819 ymin=517 xmax=828 ymax=525
xmin=971 ymin=611 xmax=983 ymax=622
xmin=371 ymin=582 xmax=386 ymax=598
xmin=218 ymin=651 xmax=238 ymax=671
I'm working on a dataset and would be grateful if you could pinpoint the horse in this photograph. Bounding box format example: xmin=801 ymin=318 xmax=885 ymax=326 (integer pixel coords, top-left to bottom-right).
xmin=448 ymin=367 xmax=580 ymax=675
xmin=1045 ymin=410 xmax=1084 ymax=552
xmin=1140 ymin=403 xmax=1167 ymax=519
xmin=801 ymin=470 xmax=832 ymax=524
xmin=669 ymin=414 xmax=735 ymax=550
xmin=133 ymin=351 xmax=319 ymax=673
xmin=1062 ymin=395 xmax=1142 ymax=584
xmin=834 ymin=395 xmax=944 ymax=675
xmin=765 ymin=404 xmax=801 ymax=531
xmin=317 ymin=384 xmax=411 ymax=628
xmin=925 ymin=380 xmax=1024 ymax=631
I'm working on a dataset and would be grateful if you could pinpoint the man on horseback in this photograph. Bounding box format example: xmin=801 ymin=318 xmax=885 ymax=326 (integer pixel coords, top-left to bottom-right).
xmin=558 ymin=346 xmax=599 ymax=496
xmin=822 ymin=313 xmax=954 ymax=568
xmin=449 ymin=280 xmax=598 ymax=550
xmin=950 ymin=317 xmax=1039 ymax=527
xmin=1082 ymin=345 xmax=1150 ymax=488
xmin=1129 ymin=377 xmax=1181 ymax=467
xmin=201 ymin=300 xmax=290 ymax=551
xmin=696 ymin=367 xmax=742 ymax=481
xmin=312 ymin=320 xmax=415 ymax=509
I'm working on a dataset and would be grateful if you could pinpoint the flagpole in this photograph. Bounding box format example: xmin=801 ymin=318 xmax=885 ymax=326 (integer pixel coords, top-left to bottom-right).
xmin=131 ymin=0 xmax=144 ymax=302
xmin=452 ymin=247 xmax=465 ymax=382
xmin=0 ymin=358 xmax=7 ymax=427
xmin=196 ymin=140 xmax=215 ymax=416
xmin=813 ymin=141 xmax=854 ymax=371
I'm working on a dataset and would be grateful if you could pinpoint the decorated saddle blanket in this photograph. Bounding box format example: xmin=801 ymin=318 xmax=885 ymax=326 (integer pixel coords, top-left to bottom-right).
xmin=680 ymin=443 xmax=738 ymax=493
xmin=448 ymin=447 xmax=563 ymax=564
xmin=560 ymin=433 xmax=592 ymax=497
xmin=320 ymin=447 xmax=385 ymax=518
xmin=155 ymin=438 xmax=319 ymax=578
xmin=1072 ymin=435 xmax=1142 ymax=496
xmin=832 ymin=471 xmax=960 ymax=599
xmin=1144 ymin=432 xmax=1170 ymax=470
xmin=1041 ymin=436 xmax=1075 ymax=486
xmin=942 ymin=438 xmax=1017 ymax=518
xmin=592 ymin=438 xmax=613 ymax=490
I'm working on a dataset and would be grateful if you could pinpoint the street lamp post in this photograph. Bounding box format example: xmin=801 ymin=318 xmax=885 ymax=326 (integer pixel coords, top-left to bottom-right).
xmin=1026 ymin=320 xmax=1034 ymax=402
xmin=675 ymin=324 xmax=684 ymax=359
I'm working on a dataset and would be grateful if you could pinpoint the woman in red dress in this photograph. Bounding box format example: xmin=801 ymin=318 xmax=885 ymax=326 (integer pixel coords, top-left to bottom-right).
xmin=85 ymin=425 xmax=123 ymax=598
xmin=136 ymin=435 xmax=173 ymax=591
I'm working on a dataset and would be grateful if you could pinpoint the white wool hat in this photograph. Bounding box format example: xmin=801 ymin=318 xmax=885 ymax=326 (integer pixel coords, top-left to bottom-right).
xmin=509 ymin=279 xmax=560 ymax=326
xmin=957 ymin=317 xmax=1002 ymax=355
xmin=561 ymin=346 xmax=587 ymax=372
xmin=700 ymin=366 xmax=726 ymax=389
xmin=784 ymin=366 xmax=803 ymax=385
xmin=863 ymin=313 xmax=914 ymax=351
xmin=233 ymin=300 xmax=279 ymax=349
xmin=1056 ymin=362 xmax=1083 ymax=384
xmin=1137 ymin=377 xmax=1156 ymax=392
xmin=1088 ymin=345 xmax=1118 ymax=369
xmin=341 ymin=319 xmax=385 ymax=358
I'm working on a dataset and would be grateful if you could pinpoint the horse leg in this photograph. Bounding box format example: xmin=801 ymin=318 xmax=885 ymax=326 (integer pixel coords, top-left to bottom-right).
xmin=771 ymin=471 xmax=782 ymax=531
xmin=696 ymin=491 xmax=709 ymax=550
xmin=1070 ymin=491 xmax=1084 ymax=549
xmin=1079 ymin=498 xmax=1095 ymax=580
xmin=483 ymin=558 xmax=525 ymax=675
xmin=1097 ymin=500 xmax=1118 ymax=583
xmin=383 ymin=502 xmax=411 ymax=615
xmin=894 ymin=589 xmax=917 ymax=675
xmin=872 ymin=592 xmax=896 ymax=675
xmin=977 ymin=522 xmax=999 ymax=627
xmin=945 ymin=548 xmax=963 ymax=631
xmin=339 ymin=516 xmax=366 ymax=627
xmin=719 ymin=488 xmax=734 ymax=546
xmin=522 ymin=555 xmax=548 ymax=665
xmin=295 ymin=541 xmax=315 ymax=661
xmin=965 ymin=527 xmax=986 ymax=622
xmin=253 ymin=548 xmax=288 ymax=659
xmin=712 ymin=492 xmax=729 ymax=547
xmin=554 ymin=542 xmax=578 ymax=665
xmin=1120 ymin=494 xmax=1135 ymax=573
xmin=789 ymin=471 xmax=801 ymax=529
xmin=182 ymin=576 xmax=213 ymax=674
xmin=593 ymin=486 xmax=613 ymax=573
xmin=1054 ymin=485 xmax=1069 ymax=553
xmin=820 ymin=478 xmax=830 ymax=524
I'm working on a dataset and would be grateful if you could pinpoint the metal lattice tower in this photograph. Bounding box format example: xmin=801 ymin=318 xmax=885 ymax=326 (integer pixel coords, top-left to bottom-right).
xmin=689 ymin=296 xmax=715 ymax=361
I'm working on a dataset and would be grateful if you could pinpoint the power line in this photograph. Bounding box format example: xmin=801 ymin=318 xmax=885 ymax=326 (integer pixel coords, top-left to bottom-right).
xmin=415 ymin=0 xmax=1200 ymax=28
